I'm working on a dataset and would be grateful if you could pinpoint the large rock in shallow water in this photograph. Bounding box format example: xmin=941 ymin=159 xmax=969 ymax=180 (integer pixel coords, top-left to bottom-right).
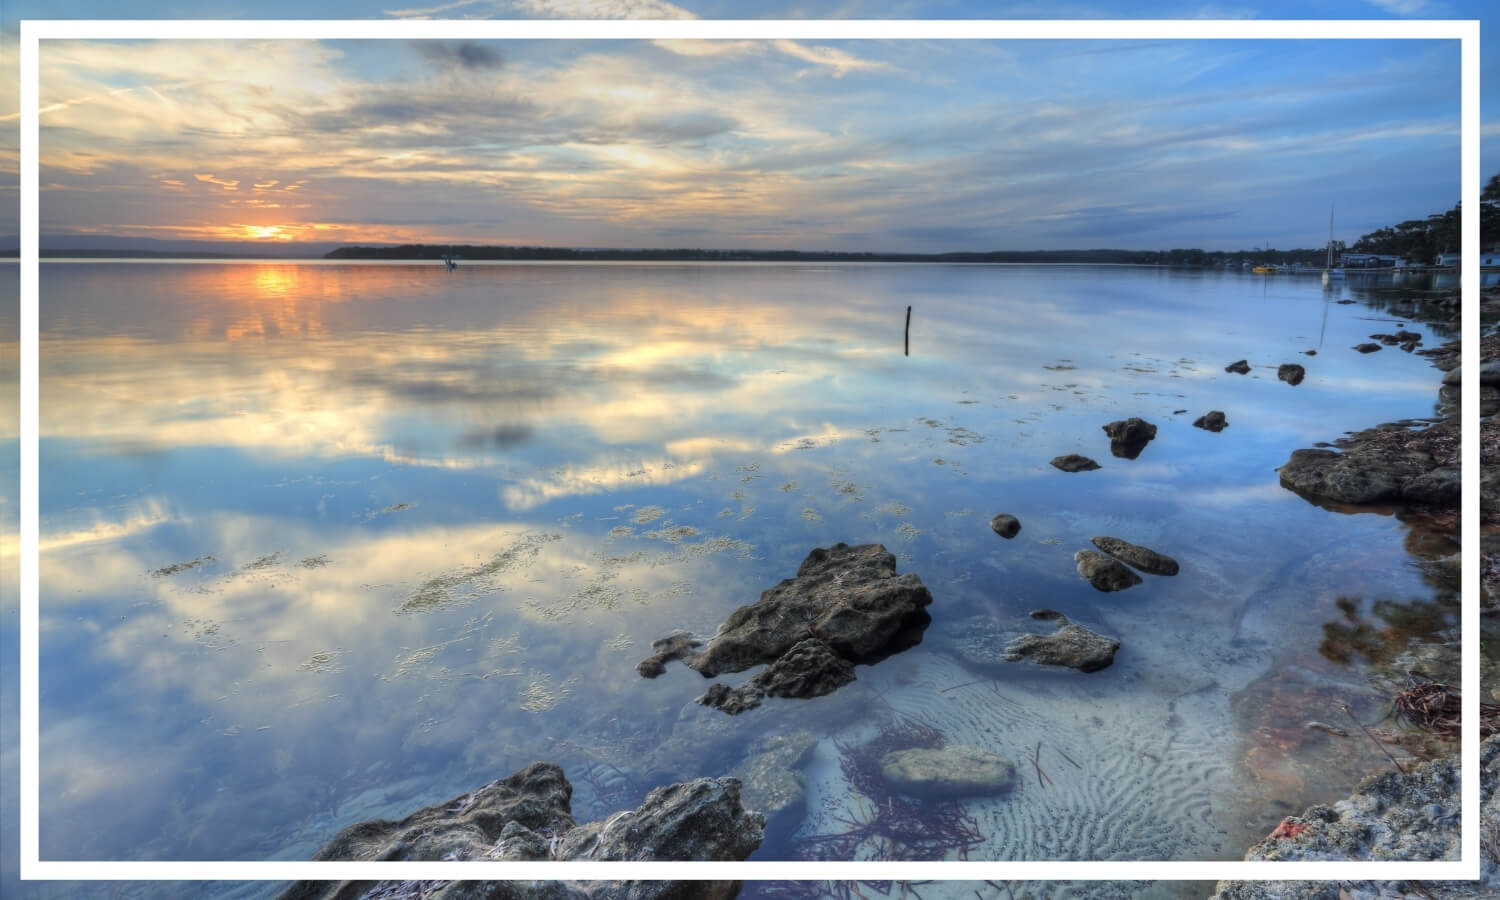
xmin=1193 ymin=410 xmax=1228 ymax=432
xmin=642 ymin=543 xmax=931 ymax=714
xmin=1051 ymin=453 xmax=1101 ymax=472
xmin=277 ymin=763 xmax=764 ymax=900
xmin=1091 ymin=536 xmax=1179 ymax=576
xmin=1277 ymin=364 xmax=1305 ymax=386
xmin=880 ymin=745 xmax=1016 ymax=798
xmin=1276 ymin=421 xmax=1459 ymax=508
xmin=691 ymin=543 xmax=932 ymax=675
xmin=1002 ymin=609 xmax=1120 ymax=673
xmin=1102 ymin=417 xmax=1157 ymax=459
xmin=1074 ymin=548 xmax=1143 ymax=591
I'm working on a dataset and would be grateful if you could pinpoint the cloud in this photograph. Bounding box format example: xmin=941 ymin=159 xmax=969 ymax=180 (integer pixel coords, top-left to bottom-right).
xmin=412 ymin=40 xmax=504 ymax=71
xmin=193 ymin=172 xmax=239 ymax=190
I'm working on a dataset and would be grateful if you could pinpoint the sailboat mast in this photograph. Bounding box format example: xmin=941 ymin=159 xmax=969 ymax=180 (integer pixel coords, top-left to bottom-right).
xmin=1326 ymin=205 xmax=1335 ymax=270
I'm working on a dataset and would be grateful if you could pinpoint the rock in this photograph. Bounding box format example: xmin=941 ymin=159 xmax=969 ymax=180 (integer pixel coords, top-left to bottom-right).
xmin=989 ymin=513 xmax=1021 ymax=539
xmin=1441 ymin=367 xmax=1462 ymax=386
xmin=1276 ymin=421 xmax=1459 ymax=508
xmin=1193 ymin=410 xmax=1228 ymax=432
xmin=637 ymin=631 xmax=703 ymax=678
xmin=1336 ymin=299 xmax=1356 ymax=304
xmin=277 ymin=763 xmax=764 ymax=900
xmin=1208 ymin=736 xmax=1500 ymax=900
xmin=729 ymin=732 xmax=816 ymax=825
xmin=879 ymin=745 xmax=1016 ymax=798
xmin=1277 ymin=364 xmax=1305 ymax=386
xmin=1394 ymin=329 xmax=1422 ymax=342
xmin=697 ymin=638 xmax=856 ymax=715
xmin=1050 ymin=453 xmax=1101 ymax=472
xmin=644 ymin=543 xmax=932 ymax=714
xmin=1101 ymin=417 xmax=1156 ymax=459
xmin=1074 ymin=548 xmax=1143 ymax=591
xmin=1400 ymin=466 xmax=1460 ymax=506
xmin=1354 ymin=343 xmax=1382 ymax=353
xmin=1225 ymin=359 xmax=1251 ymax=374
xmin=1303 ymin=349 xmax=1317 ymax=356
xmin=1482 ymin=361 xmax=1500 ymax=387
xmin=1370 ymin=333 xmax=1400 ymax=345
xmin=1090 ymin=536 xmax=1179 ymax=576
xmin=1002 ymin=609 xmax=1121 ymax=673
xmin=1399 ymin=340 xmax=1419 ymax=352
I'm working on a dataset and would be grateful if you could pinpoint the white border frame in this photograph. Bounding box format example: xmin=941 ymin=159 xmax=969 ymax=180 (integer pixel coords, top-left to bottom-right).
xmin=19 ymin=17 xmax=1481 ymax=885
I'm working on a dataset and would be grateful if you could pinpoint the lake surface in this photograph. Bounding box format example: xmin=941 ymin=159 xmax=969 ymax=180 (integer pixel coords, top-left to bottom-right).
xmin=0 ymin=261 xmax=1462 ymax=897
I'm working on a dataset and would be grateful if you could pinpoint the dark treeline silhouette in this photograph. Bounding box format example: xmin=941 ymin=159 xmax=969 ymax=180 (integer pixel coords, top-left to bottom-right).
xmin=322 ymin=244 xmax=1338 ymax=266
xmin=1350 ymin=172 xmax=1500 ymax=262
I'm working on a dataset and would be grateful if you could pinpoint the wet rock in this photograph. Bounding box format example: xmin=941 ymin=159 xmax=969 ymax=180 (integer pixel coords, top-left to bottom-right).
xmin=1002 ymin=609 xmax=1121 ymax=673
xmin=277 ymin=763 xmax=763 ymax=900
xmin=1090 ymin=536 xmax=1179 ymax=576
xmin=1441 ymin=367 xmax=1462 ymax=386
xmin=1050 ymin=453 xmax=1101 ymax=472
xmin=1399 ymin=340 xmax=1419 ymax=352
xmin=1353 ymin=343 xmax=1382 ymax=353
xmin=1193 ymin=410 xmax=1228 ymax=432
xmin=1208 ymin=736 xmax=1500 ymax=900
xmin=1074 ymin=548 xmax=1143 ymax=592
xmin=729 ymin=732 xmax=816 ymax=826
xmin=637 ymin=631 xmax=703 ymax=678
xmin=1483 ymin=361 xmax=1500 ymax=386
xmin=1394 ymin=329 xmax=1422 ymax=342
xmin=989 ymin=513 xmax=1021 ymax=539
xmin=645 ymin=543 xmax=931 ymax=714
xmin=1225 ymin=359 xmax=1251 ymax=374
xmin=1276 ymin=421 xmax=1459 ymax=508
xmin=1102 ymin=417 xmax=1157 ymax=459
xmin=880 ymin=745 xmax=1016 ymax=798
xmin=1277 ymin=364 xmax=1305 ymax=386
xmin=1336 ymin=299 xmax=1356 ymax=304
xmin=697 ymin=638 xmax=855 ymax=715
xmin=1370 ymin=333 xmax=1400 ymax=346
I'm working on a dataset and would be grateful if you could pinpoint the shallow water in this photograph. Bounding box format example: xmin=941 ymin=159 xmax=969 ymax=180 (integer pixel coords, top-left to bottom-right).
xmin=2 ymin=261 xmax=1461 ymax=894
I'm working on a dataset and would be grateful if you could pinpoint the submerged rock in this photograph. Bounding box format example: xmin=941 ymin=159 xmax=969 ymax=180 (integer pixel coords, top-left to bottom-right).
xmin=1002 ymin=609 xmax=1121 ymax=673
xmin=1225 ymin=359 xmax=1251 ymax=374
xmin=1051 ymin=453 xmax=1101 ymax=472
xmin=729 ymin=732 xmax=816 ymax=826
xmin=1090 ymin=536 xmax=1179 ymax=576
xmin=1074 ymin=548 xmax=1143 ymax=592
xmin=1208 ymin=736 xmax=1500 ymax=900
xmin=989 ymin=513 xmax=1021 ymax=539
xmin=277 ymin=763 xmax=764 ymax=900
xmin=642 ymin=543 xmax=932 ymax=714
xmin=1276 ymin=420 xmax=1459 ymax=508
xmin=1277 ymin=364 xmax=1305 ymax=386
xmin=1193 ymin=410 xmax=1228 ymax=432
xmin=880 ymin=745 xmax=1016 ymax=798
xmin=1353 ymin=343 xmax=1382 ymax=354
xmin=1102 ymin=417 xmax=1157 ymax=458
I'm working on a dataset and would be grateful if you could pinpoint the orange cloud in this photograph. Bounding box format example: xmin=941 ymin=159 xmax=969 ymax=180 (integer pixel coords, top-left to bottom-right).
xmin=194 ymin=173 xmax=240 ymax=190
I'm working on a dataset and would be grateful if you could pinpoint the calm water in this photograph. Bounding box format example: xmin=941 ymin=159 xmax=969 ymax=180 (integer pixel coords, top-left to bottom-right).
xmin=1 ymin=262 xmax=1461 ymax=895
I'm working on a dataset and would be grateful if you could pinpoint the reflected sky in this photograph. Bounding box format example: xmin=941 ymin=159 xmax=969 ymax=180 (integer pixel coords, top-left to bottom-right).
xmin=14 ymin=262 xmax=1459 ymax=880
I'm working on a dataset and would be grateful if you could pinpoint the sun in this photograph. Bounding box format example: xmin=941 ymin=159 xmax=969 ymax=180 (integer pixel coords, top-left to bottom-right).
xmin=244 ymin=224 xmax=291 ymax=240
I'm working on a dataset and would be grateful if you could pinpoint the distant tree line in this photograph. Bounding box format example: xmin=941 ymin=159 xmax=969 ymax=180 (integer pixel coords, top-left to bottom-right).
xmin=1349 ymin=172 xmax=1500 ymax=261
xmin=323 ymin=243 xmax=1339 ymax=267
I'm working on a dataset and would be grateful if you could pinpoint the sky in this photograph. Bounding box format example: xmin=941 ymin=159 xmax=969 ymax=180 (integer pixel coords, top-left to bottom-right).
xmin=0 ymin=0 xmax=1494 ymax=253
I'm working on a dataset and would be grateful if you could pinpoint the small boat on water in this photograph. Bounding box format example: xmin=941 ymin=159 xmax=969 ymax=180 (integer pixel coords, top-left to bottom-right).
xmin=442 ymin=254 xmax=457 ymax=271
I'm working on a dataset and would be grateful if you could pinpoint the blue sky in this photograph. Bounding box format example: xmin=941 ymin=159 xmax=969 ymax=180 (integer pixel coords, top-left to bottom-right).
xmin=0 ymin=2 xmax=1493 ymax=253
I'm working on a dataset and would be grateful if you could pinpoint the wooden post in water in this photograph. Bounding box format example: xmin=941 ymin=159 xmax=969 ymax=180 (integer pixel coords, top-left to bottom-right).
xmin=904 ymin=305 xmax=912 ymax=356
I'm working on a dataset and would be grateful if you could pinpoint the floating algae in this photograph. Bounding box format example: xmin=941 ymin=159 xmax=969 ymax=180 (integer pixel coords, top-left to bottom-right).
xmin=632 ymin=505 xmax=668 ymax=524
xmin=152 ymin=555 xmax=215 ymax=577
xmin=399 ymin=532 xmax=561 ymax=613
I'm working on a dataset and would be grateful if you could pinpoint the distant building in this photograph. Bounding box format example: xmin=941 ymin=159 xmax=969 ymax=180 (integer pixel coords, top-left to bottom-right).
xmin=1338 ymin=253 xmax=1403 ymax=269
xmin=1436 ymin=252 xmax=1460 ymax=268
